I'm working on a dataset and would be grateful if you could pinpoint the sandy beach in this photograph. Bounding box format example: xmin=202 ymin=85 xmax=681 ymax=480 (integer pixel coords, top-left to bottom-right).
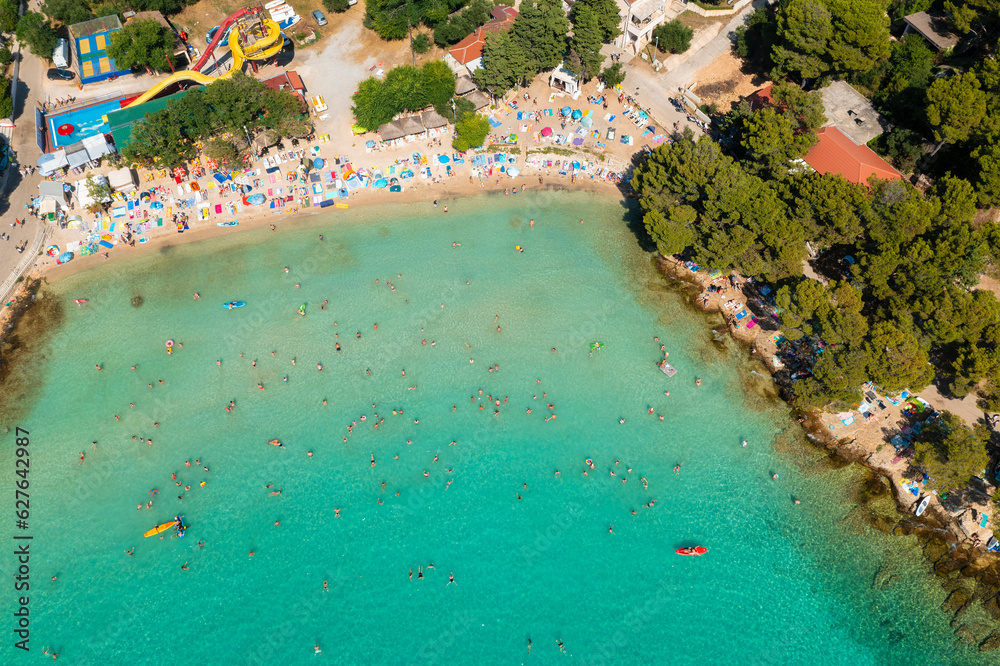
xmin=33 ymin=171 xmax=623 ymax=285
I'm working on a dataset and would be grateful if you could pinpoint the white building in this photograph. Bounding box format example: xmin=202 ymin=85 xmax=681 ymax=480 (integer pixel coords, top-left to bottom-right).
xmin=615 ymin=0 xmax=669 ymax=54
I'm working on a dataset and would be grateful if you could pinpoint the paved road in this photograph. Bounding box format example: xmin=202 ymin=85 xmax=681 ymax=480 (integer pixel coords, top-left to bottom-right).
xmin=0 ymin=43 xmax=45 ymax=299
xmin=622 ymin=3 xmax=759 ymax=132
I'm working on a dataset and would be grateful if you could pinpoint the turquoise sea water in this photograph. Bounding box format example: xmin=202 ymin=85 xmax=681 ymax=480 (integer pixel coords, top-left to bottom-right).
xmin=1 ymin=191 xmax=994 ymax=664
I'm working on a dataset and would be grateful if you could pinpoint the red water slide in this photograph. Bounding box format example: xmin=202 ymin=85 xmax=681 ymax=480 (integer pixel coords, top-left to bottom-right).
xmin=191 ymin=7 xmax=255 ymax=73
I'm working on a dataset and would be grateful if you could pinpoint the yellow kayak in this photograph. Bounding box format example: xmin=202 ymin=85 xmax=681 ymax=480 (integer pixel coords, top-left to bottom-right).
xmin=144 ymin=520 xmax=177 ymax=537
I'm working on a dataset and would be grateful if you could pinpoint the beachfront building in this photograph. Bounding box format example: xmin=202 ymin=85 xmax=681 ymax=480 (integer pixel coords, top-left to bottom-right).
xmin=614 ymin=0 xmax=672 ymax=54
xmin=377 ymin=110 xmax=452 ymax=145
xmin=902 ymin=11 xmax=960 ymax=52
xmin=67 ymin=15 xmax=132 ymax=84
xmin=262 ymin=70 xmax=308 ymax=111
xmin=801 ymin=126 xmax=902 ymax=186
xmin=746 ymin=83 xmax=897 ymax=184
xmin=549 ymin=64 xmax=581 ymax=96
xmin=818 ymin=80 xmax=887 ymax=147
xmin=443 ymin=5 xmax=519 ymax=76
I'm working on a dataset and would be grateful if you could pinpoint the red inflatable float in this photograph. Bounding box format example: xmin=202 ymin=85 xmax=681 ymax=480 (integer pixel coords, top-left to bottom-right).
xmin=57 ymin=123 xmax=74 ymax=136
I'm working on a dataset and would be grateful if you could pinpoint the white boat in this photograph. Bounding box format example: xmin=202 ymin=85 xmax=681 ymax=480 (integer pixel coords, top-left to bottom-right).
xmin=914 ymin=496 xmax=930 ymax=516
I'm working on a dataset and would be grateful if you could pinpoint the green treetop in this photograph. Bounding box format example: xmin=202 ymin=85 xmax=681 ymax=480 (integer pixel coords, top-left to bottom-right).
xmin=914 ymin=412 xmax=990 ymax=492
xmin=107 ymin=19 xmax=177 ymax=73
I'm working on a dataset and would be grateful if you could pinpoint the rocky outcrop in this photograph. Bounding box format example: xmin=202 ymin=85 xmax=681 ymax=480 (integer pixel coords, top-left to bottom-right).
xmin=943 ymin=588 xmax=972 ymax=618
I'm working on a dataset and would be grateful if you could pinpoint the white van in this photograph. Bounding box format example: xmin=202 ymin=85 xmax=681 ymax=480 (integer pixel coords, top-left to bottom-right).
xmin=52 ymin=38 xmax=69 ymax=69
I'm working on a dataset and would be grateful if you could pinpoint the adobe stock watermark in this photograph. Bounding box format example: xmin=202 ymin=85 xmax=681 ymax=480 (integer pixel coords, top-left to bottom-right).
xmin=244 ymin=565 xmax=350 ymax=665
xmin=579 ymin=578 xmax=676 ymax=666
xmin=412 ymin=609 xmax=475 ymax=666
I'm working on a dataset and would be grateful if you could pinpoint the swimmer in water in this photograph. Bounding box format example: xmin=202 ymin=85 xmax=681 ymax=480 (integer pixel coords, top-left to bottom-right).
xmin=371 ymin=454 xmax=376 ymax=467
xmin=447 ymin=572 xmax=455 ymax=586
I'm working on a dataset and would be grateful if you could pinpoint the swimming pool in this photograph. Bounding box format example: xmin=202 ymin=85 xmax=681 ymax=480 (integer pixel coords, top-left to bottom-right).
xmin=47 ymin=98 xmax=124 ymax=148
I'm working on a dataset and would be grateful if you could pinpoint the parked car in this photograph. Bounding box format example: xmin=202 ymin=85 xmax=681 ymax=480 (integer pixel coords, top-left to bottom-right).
xmin=606 ymin=127 xmax=615 ymax=141
xmin=312 ymin=9 xmax=327 ymax=25
xmin=47 ymin=68 xmax=75 ymax=81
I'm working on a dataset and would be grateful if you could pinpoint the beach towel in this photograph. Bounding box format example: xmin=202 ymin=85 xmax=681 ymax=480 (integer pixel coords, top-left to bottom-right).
xmin=269 ymin=173 xmax=277 ymax=184
xmin=215 ymin=204 xmax=223 ymax=214
xmin=838 ymin=412 xmax=855 ymax=426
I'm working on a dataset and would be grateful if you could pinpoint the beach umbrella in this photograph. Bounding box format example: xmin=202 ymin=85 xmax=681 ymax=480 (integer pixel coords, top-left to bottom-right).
xmin=507 ymin=166 xmax=520 ymax=177
xmin=438 ymin=154 xmax=450 ymax=164
xmin=580 ymin=116 xmax=593 ymax=128
xmin=572 ymin=161 xmax=581 ymax=169
xmin=648 ymin=126 xmax=656 ymax=133
xmin=365 ymin=140 xmax=376 ymax=148
xmin=57 ymin=252 xmax=73 ymax=264
xmin=540 ymin=127 xmax=553 ymax=137
xmin=313 ymin=158 xmax=324 ymax=169
xmin=375 ymin=178 xmax=388 ymax=189
xmin=561 ymin=106 xmax=571 ymax=116
xmin=571 ymin=110 xmax=582 ymax=120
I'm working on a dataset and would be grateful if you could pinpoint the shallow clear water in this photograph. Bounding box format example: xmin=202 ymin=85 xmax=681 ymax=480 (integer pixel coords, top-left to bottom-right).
xmin=1 ymin=191 xmax=990 ymax=664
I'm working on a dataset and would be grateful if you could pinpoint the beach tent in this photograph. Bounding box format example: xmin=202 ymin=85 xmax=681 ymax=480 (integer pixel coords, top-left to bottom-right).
xmin=75 ymin=175 xmax=110 ymax=209
xmin=108 ymin=167 xmax=138 ymax=193
xmin=37 ymin=150 xmax=68 ymax=176
xmin=580 ymin=116 xmax=593 ymax=128
xmin=38 ymin=181 xmax=67 ymax=208
xmin=82 ymin=134 xmax=114 ymax=161
xmin=66 ymin=142 xmax=90 ymax=169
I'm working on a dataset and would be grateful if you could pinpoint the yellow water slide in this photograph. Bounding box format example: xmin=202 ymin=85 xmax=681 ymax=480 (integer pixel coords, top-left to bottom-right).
xmin=125 ymin=17 xmax=284 ymax=108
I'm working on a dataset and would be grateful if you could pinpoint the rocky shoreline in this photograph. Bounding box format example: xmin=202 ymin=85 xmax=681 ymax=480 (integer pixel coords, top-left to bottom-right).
xmin=652 ymin=253 xmax=1000 ymax=651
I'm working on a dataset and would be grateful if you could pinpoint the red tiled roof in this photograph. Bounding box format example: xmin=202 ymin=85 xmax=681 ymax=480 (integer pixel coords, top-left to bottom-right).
xmin=286 ymin=71 xmax=304 ymax=92
xmin=449 ymin=28 xmax=487 ymax=65
xmin=448 ymin=7 xmax=518 ymax=65
xmin=262 ymin=71 xmax=305 ymax=93
xmin=747 ymin=84 xmax=774 ymax=111
xmin=490 ymin=5 xmax=518 ymax=22
xmin=804 ymin=126 xmax=902 ymax=185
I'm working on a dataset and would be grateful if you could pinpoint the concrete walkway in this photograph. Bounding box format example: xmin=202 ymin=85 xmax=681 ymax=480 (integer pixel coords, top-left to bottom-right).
xmin=0 ymin=43 xmax=46 ymax=305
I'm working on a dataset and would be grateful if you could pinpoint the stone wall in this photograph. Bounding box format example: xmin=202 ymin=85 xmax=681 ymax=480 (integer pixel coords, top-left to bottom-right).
xmin=683 ymin=0 xmax=752 ymax=17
